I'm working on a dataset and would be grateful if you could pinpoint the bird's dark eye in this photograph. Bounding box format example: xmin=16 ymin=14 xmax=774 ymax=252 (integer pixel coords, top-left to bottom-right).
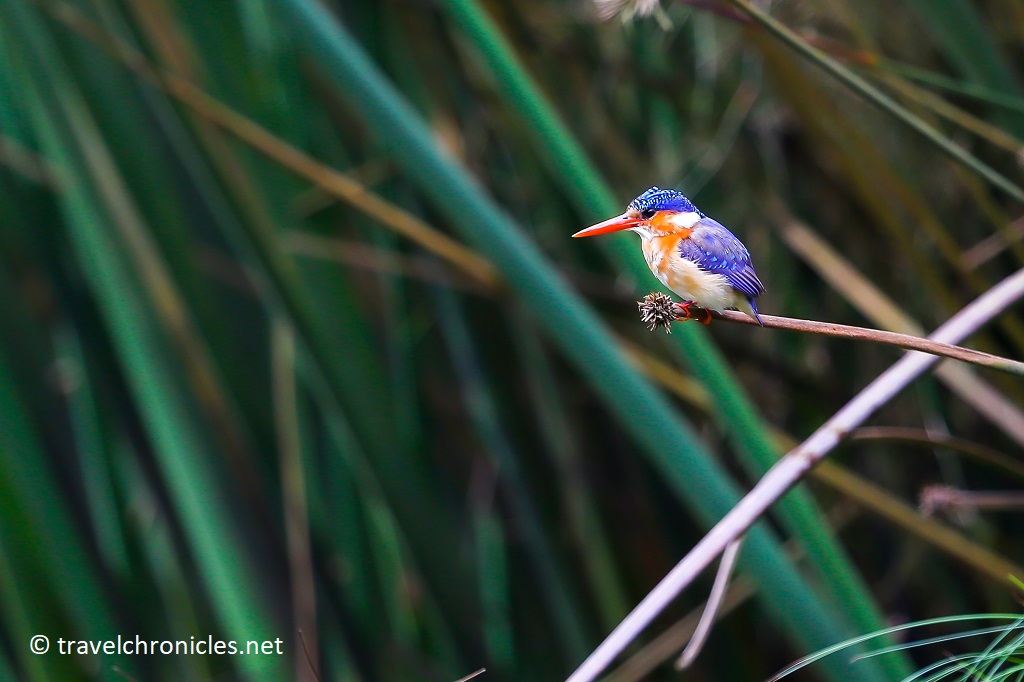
xmin=639 ymin=209 xmax=657 ymax=220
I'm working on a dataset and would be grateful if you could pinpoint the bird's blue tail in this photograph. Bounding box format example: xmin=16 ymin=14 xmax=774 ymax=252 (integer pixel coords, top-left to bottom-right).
xmin=748 ymin=298 xmax=764 ymax=327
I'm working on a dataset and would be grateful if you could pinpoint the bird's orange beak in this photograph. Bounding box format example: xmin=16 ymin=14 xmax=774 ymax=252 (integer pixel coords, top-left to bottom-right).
xmin=572 ymin=213 xmax=640 ymax=238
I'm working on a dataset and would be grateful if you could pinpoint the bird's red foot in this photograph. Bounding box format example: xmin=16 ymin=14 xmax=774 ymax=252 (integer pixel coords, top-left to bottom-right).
xmin=676 ymin=301 xmax=713 ymax=325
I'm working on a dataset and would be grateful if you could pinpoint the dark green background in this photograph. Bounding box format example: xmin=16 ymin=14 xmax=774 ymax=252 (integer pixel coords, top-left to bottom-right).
xmin=1 ymin=1 xmax=1022 ymax=680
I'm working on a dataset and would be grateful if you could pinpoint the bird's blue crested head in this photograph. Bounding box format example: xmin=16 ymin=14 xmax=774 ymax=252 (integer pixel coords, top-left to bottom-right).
xmin=627 ymin=187 xmax=701 ymax=217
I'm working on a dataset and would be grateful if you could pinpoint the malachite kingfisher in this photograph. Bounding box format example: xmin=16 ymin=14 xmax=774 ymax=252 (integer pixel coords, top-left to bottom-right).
xmin=573 ymin=187 xmax=765 ymax=326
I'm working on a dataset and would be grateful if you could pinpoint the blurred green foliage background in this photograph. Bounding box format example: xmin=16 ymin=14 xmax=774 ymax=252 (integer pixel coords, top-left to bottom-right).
xmin=1 ymin=0 xmax=1023 ymax=680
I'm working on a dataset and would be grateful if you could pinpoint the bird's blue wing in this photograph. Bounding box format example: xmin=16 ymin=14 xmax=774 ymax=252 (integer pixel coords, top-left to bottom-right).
xmin=679 ymin=217 xmax=764 ymax=300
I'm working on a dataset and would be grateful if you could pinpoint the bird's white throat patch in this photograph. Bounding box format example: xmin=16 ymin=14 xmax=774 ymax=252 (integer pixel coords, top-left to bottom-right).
xmin=670 ymin=211 xmax=701 ymax=229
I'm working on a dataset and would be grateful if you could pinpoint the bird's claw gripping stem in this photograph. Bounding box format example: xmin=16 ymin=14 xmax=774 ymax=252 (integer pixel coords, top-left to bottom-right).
xmin=676 ymin=301 xmax=713 ymax=325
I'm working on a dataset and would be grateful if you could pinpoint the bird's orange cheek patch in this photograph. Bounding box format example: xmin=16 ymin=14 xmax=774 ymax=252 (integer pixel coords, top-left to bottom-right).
xmin=649 ymin=212 xmax=693 ymax=239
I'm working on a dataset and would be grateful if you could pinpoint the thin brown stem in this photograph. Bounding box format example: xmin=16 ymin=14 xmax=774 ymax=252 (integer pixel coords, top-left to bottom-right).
xmin=641 ymin=294 xmax=1024 ymax=376
xmin=709 ymin=308 xmax=1024 ymax=376
xmin=847 ymin=427 xmax=1024 ymax=481
xmin=920 ymin=486 xmax=1024 ymax=515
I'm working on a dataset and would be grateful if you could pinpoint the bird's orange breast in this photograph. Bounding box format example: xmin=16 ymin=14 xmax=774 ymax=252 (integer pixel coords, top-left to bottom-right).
xmin=642 ymin=233 xmax=683 ymax=278
xmin=642 ymin=232 xmax=736 ymax=308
